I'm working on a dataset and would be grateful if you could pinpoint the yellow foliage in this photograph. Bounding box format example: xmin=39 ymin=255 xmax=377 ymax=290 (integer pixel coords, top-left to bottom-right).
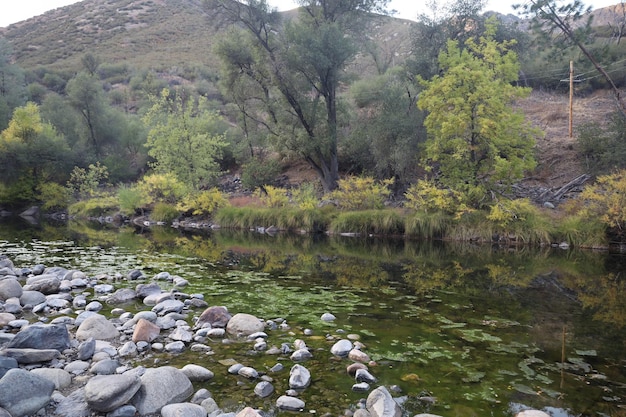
xmin=579 ymin=170 xmax=626 ymax=230
xmin=486 ymin=198 xmax=536 ymax=228
xmin=177 ymin=188 xmax=230 ymax=216
xmin=404 ymin=179 xmax=471 ymax=218
xmin=329 ymin=176 xmax=393 ymax=210
xmin=138 ymin=173 xmax=189 ymax=204
xmin=258 ymin=185 xmax=289 ymax=208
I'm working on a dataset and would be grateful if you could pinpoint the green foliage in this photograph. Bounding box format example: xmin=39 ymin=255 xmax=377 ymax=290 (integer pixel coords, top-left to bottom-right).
xmin=0 ymin=176 xmax=36 ymax=205
xmin=240 ymin=157 xmax=282 ymax=191
xmin=404 ymin=179 xmax=468 ymax=215
xmin=404 ymin=211 xmax=453 ymax=239
xmin=68 ymin=195 xmax=118 ymax=217
xmin=328 ymin=176 xmax=393 ymax=210
xmin=577 ymin=113 xmax=626 ymax=175
xmin=214 ymin=206 xmax=329 ymax=232
xmin=143 ymin=88 xmax=227 ymax=189
xmin=487 ymin=198 xmax=552 ymax=244
xmin=137 ymin=173 xmax=189 ymax=205
xmin=37 ymin=182 xmax=72 ymax=211
xmin=291 ymin=182 xmax=320 ymax=210
xmin=151 ymin=203 xmax=180 ymax=223
xmin=417 ymin=22 xmax=540 ymax=206
xmin=177 ymin=188 xmax=230 ymax=216
xmin=259 ymin=185 xmax=289 ymax=208
xmin=329 ymin=210 xmax=404 ymax=236
xmin=117 ymin=184 xmax=148 ymax=216
xmin=553 ymin=214 xmax=606 ymax=248
xmin=579 ymin=170 xmax=626 ymax=233
xmin=66 ymin=162 xmax=109 ymax=197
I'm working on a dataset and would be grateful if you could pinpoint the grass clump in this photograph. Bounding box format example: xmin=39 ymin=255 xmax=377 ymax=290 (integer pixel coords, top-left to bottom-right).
xmin=329 ymin=210 xmax=404 ymax=236
xmin=118 ymin=185 xmax=148 ymax=216
xmin=68 ymin=195 xmax=118 ymax=217
xmin=405 ymin=211 xmax=454 ymax=239
xmin=151 ymin=202 xmax=179 ymax=223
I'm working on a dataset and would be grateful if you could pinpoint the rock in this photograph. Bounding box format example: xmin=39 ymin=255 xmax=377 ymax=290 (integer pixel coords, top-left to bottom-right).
xmin=77 ymin=337 xmax=96 ymax=360
xmin=413 ymin=414 xmax=443 ymax=417
xmin=7 ymin=323 xmax=70 ymax=351
xmin=54 ymin=388 xmax=90 ymax=417
xmin=355 ymin=368 xmax=377 ymax=384
xmin=290 ymin=348 xmax=313 ymax=361
xmin=76 ymin=314 xmax=120 ymax=341
xmin=165 ymin=341 xmax=186 ymax=353
xmin=1 ymin=348 xmax=60 ymax=364
xmin=200 ymin=397 xmax=220 ymax=414
xmin=238 ymin=366 xmax=259 ymax=379
xmin=354 ymin=409 xmax=372 ymax=417
xmin=321 ymin=312 xmax=336 ymax=321
xmin=131 ymin=366 xmax=194 ymax=415
xmin=331 ymin=339 xmax=353 ymax=357
xmin=228 ymin=364 xmax=244 ymax=374
xmin=349 ymin=349 xmax=371 ymax=363
xmin=182 ymin=364 xmax=214 ymax=381
xmin=366 ymin=386 xmax=402 ymax=417
xmin=128 ymin=269 xmax=143 ymax=280
xmin=90 ymin=359 xmax=120 ymax=375
xmin=135 ymin=282 xmax=162 ymax=298
xmin=254 ymin=381 xmax=274 ymax=398
xmin=347 ymin=362 xmax=368 ymax=377
xmin=0 ymin=368 xmax=55 ymax=417
xmin=289 ymin=364 xmax=311 ymax=389
xmin=86 ymin=301 xmax=103 ymax=312
xmin=118 ymin=341 xmax=138 ymax=357
xmin=30 ymin=368 xmax=72 ymax=390
xmin=0 ymin=313 xmax=16 ymax=327
xmin=169 ymin=326 xmax=193 ymax=342
xmin=197 ymin=306 xmax=232 ymax=328
xmin=515 ymin=411 xmax=551 ymax=417
xmin=84 ymin=373 xmax=142 ymax=412
xmin=23 ymin=274 xmax=60 ymax=294
xmin=237 ymin=406 xmax=264 ymax=417
xmin=133 ymin=318 xmax=161 ymax=343
xmin=161 ymin=403 xmax=207 ymax=417
xmin=94 ymin=284 xmax=115 ymax=293
xmin=64 ymin=360 xmax=91 ymax=375
xmin=107 ymin=288 xmax=137 ymax=304
xmin=0 ymin=357 xmax=17 ymax=379
xmin=106 ymin=405 xmax=137 ymax=417
xmin=190 ymin=389 xmax=212 ymax=404
xmin=152 ymin=299 xmax=185 ymax=316
xmin=226 ymin=313 xmax=264 ymax=336
xmin=206 ymin=328 xmax=225 ymax=337
xmin=352 ymin=382 xmax=371 ymax=392
xmin=0 ymin=278 xmax=22 ymax=301
xmin=135 ymin=311 xmax=158 ymax=322
xmin=276 ymin=395 xmax=305 ymax=411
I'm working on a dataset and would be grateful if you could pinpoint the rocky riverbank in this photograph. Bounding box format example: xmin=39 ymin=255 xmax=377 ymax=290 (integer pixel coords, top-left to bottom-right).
xmin=0 ymin=254 xmax=548 ymax=417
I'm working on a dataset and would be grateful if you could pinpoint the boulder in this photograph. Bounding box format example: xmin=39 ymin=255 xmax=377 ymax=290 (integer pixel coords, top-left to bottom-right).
xmin=331 ymin=339 xmax=353 ymax=357
xmin=0 ymin=278 xmax=22 ymax=301
xmin=289 ymin=364 xmax=311 ymax=389
xmin=23 ymin=274 xmax=60 ymax=294
xmin=76 ymin=315 xmax=120 ymax=341
xmin=1 ymin=348 xmax=60 ymax=364
xmin=0 ymin=369 xmax=55 ymax=417
xmin=237 ymin=407 xmax=264 ymax=417
xmin=161 ymin=403 xmax=207 ymax=417
xmin=276 ymin=395 xmax=305 ymax=411
xmin=84 ymin=374 xmax=142 ymax=412
xmin=196 ymin=305 xmax=232 ymax=328
xmin=181 ymin=364 xmax=214 ymax=382
xmin=133 ymin=318 xmax=161 ymax=343
xmin=131 ymin=366 xmax=193 ymax=415
xmin=30 ymin=368 xmax=72 ymax=390
xmin=366 ymin=386 xmax=402 ymax=417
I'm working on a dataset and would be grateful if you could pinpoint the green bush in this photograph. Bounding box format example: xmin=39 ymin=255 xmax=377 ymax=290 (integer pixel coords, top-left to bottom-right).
xmin=118 ymin=185 xmax=148 ymax=216
xmin=577 ymin=112 xmax=626 ymax=174
xmin=329 ymin=176 xmax=393 ymax=210
xmin=37 ymin=182 xmax=72 ymax=211
xmin=137 ymin=173 xmax=189 ymax=205
xmin=240 ymin=157 xmax=282 ymax=190
xmin=151 ymin=202 xmax=179 ymax=223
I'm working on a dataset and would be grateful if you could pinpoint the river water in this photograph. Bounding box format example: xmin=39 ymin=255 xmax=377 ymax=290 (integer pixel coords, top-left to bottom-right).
xmin=1 ymin=218 xmax=625 ymax=416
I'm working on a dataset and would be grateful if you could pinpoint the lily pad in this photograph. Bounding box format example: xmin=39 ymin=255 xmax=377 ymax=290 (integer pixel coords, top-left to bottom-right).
xmin=458 ymin=329 xmax=502 ymax=343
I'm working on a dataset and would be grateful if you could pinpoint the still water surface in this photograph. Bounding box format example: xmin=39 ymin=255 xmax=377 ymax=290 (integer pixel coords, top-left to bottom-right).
xmin=1 ymin=219 xmax=625 ymax=417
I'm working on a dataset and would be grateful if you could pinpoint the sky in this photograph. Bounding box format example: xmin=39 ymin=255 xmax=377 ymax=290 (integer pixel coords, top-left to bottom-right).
xmin=0 ymin=0 xmax=622 ymax=27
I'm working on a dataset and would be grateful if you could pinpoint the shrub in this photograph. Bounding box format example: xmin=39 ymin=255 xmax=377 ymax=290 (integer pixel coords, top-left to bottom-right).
xmin=66 ymin=162 xmax=109 ymax=197
xmin=577 ymin=112 xmax=626 ymax=174
xmin=404 ymin=179 xmax=467 ymax=215
xmin=579 ymin=170 xmax=626 ymax=236
xmin=137 ymin=173 xmax=189 ymax=205
xmin=68 ymin=195 xmax=118 ymax=217
xmin=259 ymin=185 xmax=289 ymax=208
xmin=486 ymin=198 xmax=552 ymax=244
xmin=151 ymin=203 xmax=179 ymax=223
xmin=329 ymin=176 xmax=393 ymax=210
xmin=177 ymin=188 xmax=230 ymax=216
xmin=240 ymin=157 xmax=282 ymax=190
xmin=37 ymin=182 xmax=72 ymax=211
xmin=291 ymin=182 xmax=319 ymax=209
xmin=118 ymin=185 xmax=148 ymax=216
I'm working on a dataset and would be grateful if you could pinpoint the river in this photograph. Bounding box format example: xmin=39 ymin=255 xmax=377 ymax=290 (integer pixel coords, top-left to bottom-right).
xmin=1 ymin=218 xmax=625 ymax=416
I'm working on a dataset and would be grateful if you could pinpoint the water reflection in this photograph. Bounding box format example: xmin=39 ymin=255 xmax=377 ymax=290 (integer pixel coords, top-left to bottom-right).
xmin=0 ymin=219 xmax=625 ymax=415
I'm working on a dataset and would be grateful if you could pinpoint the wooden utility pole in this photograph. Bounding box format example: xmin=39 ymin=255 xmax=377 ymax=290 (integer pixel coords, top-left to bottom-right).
xmin=569 ymin=61 xmax=574 ymax=138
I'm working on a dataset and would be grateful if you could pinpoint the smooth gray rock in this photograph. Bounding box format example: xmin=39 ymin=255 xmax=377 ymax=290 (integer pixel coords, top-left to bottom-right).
xmin=0 ymin=368 xmax=55 ymax=417
xmin=84 ymin=373 xmax=142 ymax=412
xmin=78 ymin=337 xmax=96 ymax=360
xmin=236 ymin=407 xmax=264 ymax=417
xmin=1 ymin=348 xmax=60 ymax=364
xmin=19 ymin=290 xmax=45 ymax=307
xmin=276 ymin=395 xmax=305 ymax=411
xmin=161 ymin=403 xmax=207 ymax=417
xmin=254 ymin=381 xmax=274 ymax=398
xmin=238 ymin=366 xmax=259 ymax=379
xmin=152 ymin=299 xmax=185 ymax=316
xmin=356 ymin=368 xmax=377 ymax=384
xmin=106 ymin=405 xmax=137 ymax=417
xmin=131 ymin=366 xmax=194 ymax=415
xmin=90 ymin=359 xmax=120 ymax=375
xmin=7 ymin=323 xmax=70 ymax=351
xmin=196 ymin=305 xmax=231 ymax=328
xmin=226 ymin=313 xmax=264 ymax=336
xmin=118 ymin=341 xmax=138 ymax=357
xmin=107 ymin=288 xmax=137 ymax=304
xmin=169 ymin=327 xmax=193 ymax=342
xmin=366 ymin=386 xmax=402 ymax=417
xmin=0 ymin=313 xmax=16 ymax=327
xmin=23 ymin=274 xmax=60 ymax=294
xmin=165 ymin=341 xmax=185 ymax=353
xmin=64 ymin=360 xmax=90 ymax=375
xmin=0 ymin=278 xmax=22 ymax=301
xmin=290 ymin=348 xmax=313 ymax=361
xmin=200 ymin=397 xmax=220 ymax=414
xmin=190 ymin=389 xmax=212 ymax=404
xmin=30 ymin=368 xmax=72 ymax=390
xmin=321 ymin=312 xmax=336 ymax=321
xmin=181 ymin=364 xmax=214 ymax=382
xmin=352 ymin=382 xmax=371 ymax=392
xmin=54 ymin=388 xmax=90 ymax=417
xmin=86 ymin=301 xmax=103 ymax=312
xmin=76 ymin=314 xmax=120 ymax=341
xmin=331 ymin=339 xmax=353 ymax=357
xmin=289 ymin=364 xmax=311 ymax=389
xmin=0 ymin=357 xmax=17 ymax=379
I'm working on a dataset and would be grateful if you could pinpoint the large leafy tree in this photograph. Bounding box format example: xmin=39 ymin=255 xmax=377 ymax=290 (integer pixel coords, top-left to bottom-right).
xmin=212 ymin=0 xmax=389 ymax=192
xmin=0 ymin=102 xmax=72 ymax=203
xmin=417 ymin=22 xmax=540 ymax=205
xmin=143 ymin=89 xmax=227 ymax=190
xmin=0 ymin=39 xmax=27 ymax=131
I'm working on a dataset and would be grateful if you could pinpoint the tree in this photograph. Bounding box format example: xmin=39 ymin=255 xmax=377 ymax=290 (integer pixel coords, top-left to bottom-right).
xmin=417 ymin=22 xmax=540 ymax=205
xmin=515 ymin=0 xmax=626 ymax=116
xmin=0 ymin=39 xmax=27 ymax=131
xmin=212 ymin=0 xmax=389 ymax=192
xmin=142 ymin=88 xmax=227 ymax=190
xmin=0 ymin=103 xmax=71 ymax=204
xmin=66 ymin=72 xmax=108 ymax=156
